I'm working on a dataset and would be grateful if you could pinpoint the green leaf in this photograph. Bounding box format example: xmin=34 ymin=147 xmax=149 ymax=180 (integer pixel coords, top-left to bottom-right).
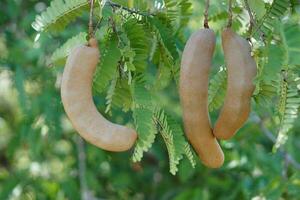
xmin=123 ymin=18 xmax=150 ymax=72
xmin=114 ymin=81 xmax=133 ymax=111
xmin=93 ymin=33 xmax=121 ymax=94
xmin=249 ymin=0 xmax=266 ymax=19
xmin=162 ymin=0 xmax=192 ymax=31
xmin=32 ymin=0 xmax=90 ymax=33
xmin=50 ymin=32 xmax=87 ymax=66
xmin=254 ymin=0 xmax=291 ymax=38
xmin=132 ymin=83 xmax=157 ymax=162
xmin=15 ymin=66 xmax=27 ymax=114
xmin=153 ymin=61 xmax=172 ymax=90
xmin=281 ymin=23 xmax=300 ymax=66
xmin=154 ymin=109 xmax=195 ymax=175
xmin=105 ymin=73 xmax=118 ymax=114
xmin=254 ymin=80 xmax=278 ymax=106
xmin=208 ymin=66 xmax=227 ymax=112
xmin=274 ymin=72 xmax=300 ymax=150
xmin=147 ymin=17 xmax=179 ymax=61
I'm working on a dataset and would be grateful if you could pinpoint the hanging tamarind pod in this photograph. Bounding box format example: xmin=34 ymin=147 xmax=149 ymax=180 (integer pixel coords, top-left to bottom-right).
xmin=213 ymin=28 xmax=257 ymax=140
xmin=61 ymin=38 xmax=137 ymax=152
xmin=180 ymin=28 xmax=225 ymax=168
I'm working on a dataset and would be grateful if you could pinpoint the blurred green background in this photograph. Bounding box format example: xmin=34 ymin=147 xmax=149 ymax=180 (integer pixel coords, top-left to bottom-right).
xmin=0 ymin=0 xmax=300 ymax=199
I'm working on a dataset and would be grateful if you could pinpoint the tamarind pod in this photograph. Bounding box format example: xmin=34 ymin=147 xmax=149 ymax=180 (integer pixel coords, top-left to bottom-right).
xmin=213 ymin=28 xmax=257 ymax=140
xmin=180 ymin=29 xmax=224 ymax=168
xmin=61 ymin=38 xmax=137 ymax=152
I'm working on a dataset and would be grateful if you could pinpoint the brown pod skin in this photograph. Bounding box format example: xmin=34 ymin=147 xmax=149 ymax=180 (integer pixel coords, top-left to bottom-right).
xmin=213 ymin=28 xmax=257 ymax=140
xmin=180 ymin=29 xmax=224 ymax=168
xmin=61 ymin=38 xmax=137 ymax=152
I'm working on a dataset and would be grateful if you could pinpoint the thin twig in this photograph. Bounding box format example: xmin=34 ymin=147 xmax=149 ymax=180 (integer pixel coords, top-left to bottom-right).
xmin=89 ymin=0 xmax=95 ymax=39
xmin=107 ymin=1 xmax=154 ymax=17
xmin=243 ymin=0 xmax=266 ymax=42
xmin=204 ymin=0 xmax=210 ymax=28
xmin=254 ymin=115 xmax=300 ymax=171
xmin=93 ymin=17 xmax=103 ymax=36
xmin=109 ymin=17 xmax=119 ymax=40
xmin=243 ymin=0 xmax=255 ymax=36
xmin=227 ymin=0 xmax=233 ymax=28
xmin=282 ymin=153 xmax=289 ymax=179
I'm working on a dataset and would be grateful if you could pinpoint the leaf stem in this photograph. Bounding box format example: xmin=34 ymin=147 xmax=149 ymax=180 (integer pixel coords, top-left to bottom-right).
xmin=107 ymin=1 xmax=154 ymax=17
xmin=255 ymin=115 xmax=300 ymax=170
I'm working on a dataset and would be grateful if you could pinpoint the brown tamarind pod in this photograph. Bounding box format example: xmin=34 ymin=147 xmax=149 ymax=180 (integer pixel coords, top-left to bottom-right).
xmin=213 ymin=28 xmax=257 ymax=140
xmin=61 ymin=38 xmax=137 ymax=152
xmin=180 ymin=29 xmax=224 ymax=168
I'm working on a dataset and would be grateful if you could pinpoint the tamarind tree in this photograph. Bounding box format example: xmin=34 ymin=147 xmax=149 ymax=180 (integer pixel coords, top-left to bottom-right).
xmin=0 ymin=0 xmax=299 ymax=199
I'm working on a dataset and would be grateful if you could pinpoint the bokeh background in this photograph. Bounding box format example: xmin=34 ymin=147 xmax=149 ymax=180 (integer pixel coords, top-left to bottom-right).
xmin=0 ymin=0 xmax=300 ymax=199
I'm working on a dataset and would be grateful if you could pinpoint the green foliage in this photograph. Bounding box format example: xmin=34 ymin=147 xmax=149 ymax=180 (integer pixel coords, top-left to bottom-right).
xmin=146 ymin=16 xmax=180 ymax=83
xmin=254 ymin=80 xmax=278 ymax=106
xmin=208 ymin=66 xmax=227 ymax=112
xmin=249 ymin=0 xmax=266 ymax=19
xmin=208 ymin=7 xmax=243 ymax=23
xmin=254 ymin=0 xmax=291 ymax=38
xmin=272 ymin=22 xmax=300 ymax=149
xmin=281 ymin=23 xmax=300 ymax=66
xmin=123 ymin=19 xmax=150 ymax=72
xmin=131 ymin=82 xmax=195 ymax=174
xmin=132 ymin=83 xmax=157 ymax=162
xmin=105 ymin=77 xmax=133 ymax=113
xmin=148 ymin=17 xmax=179 ymax=61
xmin=163 ymin=0 xmax=192 ymax=30
xmin=153 ymin=61 xmax=173 ymax=90
xmin=177 ymin=0 xmax=193 ymax=29
xmin=50 ymin=32 xmax=87 ymax=65
xmin=32 ymin=0 xmax=90 ymax=32
xmin=93 ymin=33 xmax=121 ymax=94
xmin=105 ymin=73 xmax=118 ymax=114
xmin=0 ymin=36 xmax=8 ymax=60
xmin=154 ymin=109 xmax=195 ymax=175
xmin=275 ymin=71 xmax=300 ymax=149
xmin=1 ymin=0 xmax=300 ymax=198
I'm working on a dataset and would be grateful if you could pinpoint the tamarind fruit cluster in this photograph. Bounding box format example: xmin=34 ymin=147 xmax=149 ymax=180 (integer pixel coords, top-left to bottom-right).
xmin=180 ymin=28 xmax=257 ymax=168
xmin=61 ymin=38 xmax=137 ymax=152
xmin=60 ymin=11 xmax=255 ymax=169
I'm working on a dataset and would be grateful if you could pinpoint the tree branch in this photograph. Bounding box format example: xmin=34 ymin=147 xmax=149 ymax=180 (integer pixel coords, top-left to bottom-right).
xmin=254 ymin=115 xmax=300 ymax=171
xmin=76 ymin=136 xmax=89 ymax=200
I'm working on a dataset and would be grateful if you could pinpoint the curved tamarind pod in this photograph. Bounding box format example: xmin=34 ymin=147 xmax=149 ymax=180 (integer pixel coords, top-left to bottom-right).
xmin=213 ymin=28 xmax=257 ymax=140
xmin=61 ymin=38 xmax=137 ymax=152
xmin=180 ymin=29 xmax=224 ymax=168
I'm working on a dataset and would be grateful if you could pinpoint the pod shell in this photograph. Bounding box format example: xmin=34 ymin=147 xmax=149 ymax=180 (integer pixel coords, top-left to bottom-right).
xmin=213 ymin=28 xmax=257 ymax=140
xmin=180 ymin=29 xmax=224 ymax=168
xmin=61 ymin=40 xmax=137 ymax=152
